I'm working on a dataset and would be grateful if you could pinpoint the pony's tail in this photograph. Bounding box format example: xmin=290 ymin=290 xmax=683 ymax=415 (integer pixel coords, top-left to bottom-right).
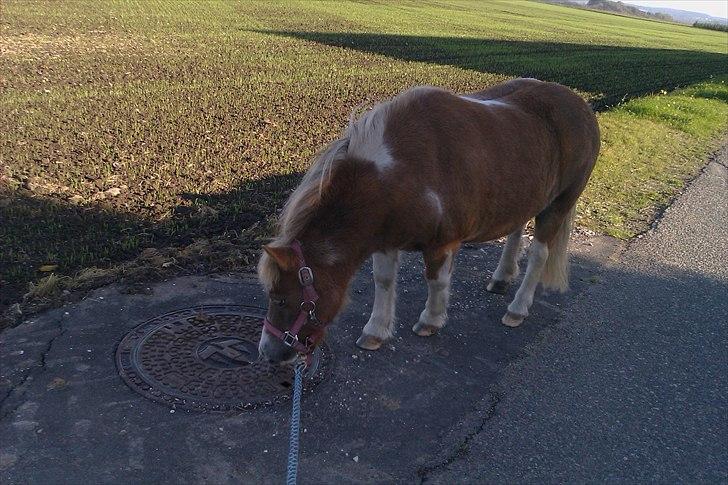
xmin=540 ymin=204 xmax=576 ymax=293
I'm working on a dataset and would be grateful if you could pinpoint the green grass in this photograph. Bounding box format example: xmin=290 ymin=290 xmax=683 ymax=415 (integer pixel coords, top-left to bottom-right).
xmin=1 ymin=0 xmax=727 ymax=307
xmin=581 ymin=79 xmax=728 ymax=238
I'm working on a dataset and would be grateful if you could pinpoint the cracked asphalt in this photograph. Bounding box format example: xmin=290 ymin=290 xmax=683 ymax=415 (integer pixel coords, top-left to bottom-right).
xmin=1 ymin=149 xmax=726 ymax=483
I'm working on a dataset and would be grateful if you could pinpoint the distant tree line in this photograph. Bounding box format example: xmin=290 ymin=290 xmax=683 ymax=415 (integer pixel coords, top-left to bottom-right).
xmin=693 ymin=21 xmax=728 ymax=32
xmin=585 ymin=0 xmax=673 ymax=21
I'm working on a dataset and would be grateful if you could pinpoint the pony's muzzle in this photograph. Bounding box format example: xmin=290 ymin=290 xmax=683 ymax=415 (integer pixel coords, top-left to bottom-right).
xmin=258 ymin=329 xmax=298 ymax=364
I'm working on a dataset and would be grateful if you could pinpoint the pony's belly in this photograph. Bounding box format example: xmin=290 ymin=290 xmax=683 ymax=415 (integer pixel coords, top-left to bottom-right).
xmin=466 ymin=227 xmax=517 ymax=244
xmin=466 ymin=213 xmax=533 ymax=243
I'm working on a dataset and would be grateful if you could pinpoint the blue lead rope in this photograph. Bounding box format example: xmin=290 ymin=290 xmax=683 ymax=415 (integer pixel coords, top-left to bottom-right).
xmin=286 ymin=361 xmax=305 ymax=485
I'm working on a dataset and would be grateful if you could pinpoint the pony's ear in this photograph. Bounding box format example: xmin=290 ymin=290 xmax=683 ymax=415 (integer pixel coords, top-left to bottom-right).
xmin=263 ymin=245 xmax=297 ymax=271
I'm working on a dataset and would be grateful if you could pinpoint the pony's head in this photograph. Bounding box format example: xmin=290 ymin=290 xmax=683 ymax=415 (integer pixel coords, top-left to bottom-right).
xmin=257 ymin=241 xmax=346 ymax=363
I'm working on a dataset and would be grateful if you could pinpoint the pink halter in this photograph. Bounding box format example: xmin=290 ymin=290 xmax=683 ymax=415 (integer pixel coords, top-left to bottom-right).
xmin=262 ymin=240 xmax=325 ymax=357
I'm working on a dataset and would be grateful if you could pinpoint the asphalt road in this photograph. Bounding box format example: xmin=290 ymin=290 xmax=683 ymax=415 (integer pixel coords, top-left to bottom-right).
xmin=0 ymin=148 xmax=725 ymax=484
xmin=427 ymin=148 xmax=728 ymax=483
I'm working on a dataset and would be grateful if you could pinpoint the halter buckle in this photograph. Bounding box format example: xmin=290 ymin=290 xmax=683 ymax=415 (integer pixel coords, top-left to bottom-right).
xmin=283 ymin=331 xmax=299 ymax=347
xmin=298 ymin=266 xmax=314 ymax=286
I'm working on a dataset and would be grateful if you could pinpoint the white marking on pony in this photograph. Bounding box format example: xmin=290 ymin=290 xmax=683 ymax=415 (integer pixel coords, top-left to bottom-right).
xmin=460 ymin=96 xmax=509 ymax=108
xmin=417 ymin=251 xmax=454 ymax=330
xmin=347 ymin=86 xmax=442 ymax=171
xmin=426 ymin=188 xmax=444 ymax=218
xmin=362 ymin=250 xmax=400 ymax=339
xmin=506 ymin=239 xmax=548 ymax=320
xmin=346 ymin=104 xmax=395 ymax=171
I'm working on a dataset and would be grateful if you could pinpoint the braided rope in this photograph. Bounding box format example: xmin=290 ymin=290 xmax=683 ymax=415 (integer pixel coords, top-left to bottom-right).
xmin=286 ymin=361 xmax=305 ymax=485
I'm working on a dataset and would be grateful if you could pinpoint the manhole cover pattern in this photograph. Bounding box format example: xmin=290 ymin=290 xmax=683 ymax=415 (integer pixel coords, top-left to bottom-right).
xmin=116 ymin=305 xmax=332 ymax=413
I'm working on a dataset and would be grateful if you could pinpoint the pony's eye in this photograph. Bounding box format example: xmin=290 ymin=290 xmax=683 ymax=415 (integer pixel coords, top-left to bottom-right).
xmin=277 ymin=299 xmax=286 ymax=307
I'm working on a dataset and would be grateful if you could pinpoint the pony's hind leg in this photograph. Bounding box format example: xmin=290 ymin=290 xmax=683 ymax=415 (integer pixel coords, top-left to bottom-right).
xmin=357 ymin=249 xmax=400 ymax=350
xmin=502 ymin=239 xmax=549 ymax=327
xmin=412 ymin=244 xmax=459 ymax=337
xmin=502 ymin=198 xmax=576 ymax=327
xmin=486 ymin=225 xmax=525 ymax=294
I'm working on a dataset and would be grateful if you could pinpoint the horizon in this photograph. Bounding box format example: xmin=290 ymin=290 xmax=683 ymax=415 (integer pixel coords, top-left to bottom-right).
xmin=625 ymin=1 xmax=728 ymax=19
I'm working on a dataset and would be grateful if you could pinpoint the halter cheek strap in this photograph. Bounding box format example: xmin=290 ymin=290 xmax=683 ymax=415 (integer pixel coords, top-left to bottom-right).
xmin=262 ymin=240 xmax=325 ymax=357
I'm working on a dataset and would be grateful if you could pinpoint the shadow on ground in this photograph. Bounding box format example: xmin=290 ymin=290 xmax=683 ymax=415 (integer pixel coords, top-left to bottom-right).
xmin=1 ymin=238 xmax=725 ymax=483
xmin=259 ymin=32 xmax=728 ymax=108
xmin=0 ymin=173 xmax=300 ymax=314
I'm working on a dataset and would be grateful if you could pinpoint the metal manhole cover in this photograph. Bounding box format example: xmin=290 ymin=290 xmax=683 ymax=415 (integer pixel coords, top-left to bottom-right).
xmin=115 ymin=305 xmax=332 ymax=413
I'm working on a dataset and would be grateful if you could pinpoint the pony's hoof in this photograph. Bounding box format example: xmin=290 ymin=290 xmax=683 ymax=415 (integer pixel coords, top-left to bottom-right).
xmin=502 ymin=311 xmax=526 ymax=327
xmin=486 ymin=279 xmax=510 ymax=295
xmin=356 ymin=334 xmax=383 ymax=351
xmin=412 ymin=322 xmax=440 ymax=337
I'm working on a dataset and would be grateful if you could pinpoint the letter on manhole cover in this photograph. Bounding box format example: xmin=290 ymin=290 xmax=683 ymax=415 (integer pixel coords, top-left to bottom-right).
xmin=115 ymin=305 xmax=331 ymax=412
xmin=197 ymin=337 xmax=258 ymax=367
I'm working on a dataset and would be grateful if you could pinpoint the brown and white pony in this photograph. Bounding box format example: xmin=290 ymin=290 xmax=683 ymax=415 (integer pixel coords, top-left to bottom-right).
xmin=257 ymin=78 xmax=599 ymax=363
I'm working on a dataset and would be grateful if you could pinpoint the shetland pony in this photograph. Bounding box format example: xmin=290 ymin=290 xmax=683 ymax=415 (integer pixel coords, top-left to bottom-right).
xmin=257 ymin=78 xmax=599 ymax=362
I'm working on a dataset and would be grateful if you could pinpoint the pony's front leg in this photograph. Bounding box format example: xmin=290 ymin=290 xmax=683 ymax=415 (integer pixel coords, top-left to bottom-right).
xmin=356 ymin=250 xmax=400 ymax=350
xmin=412 ymin=245 xmax=459 ymax=337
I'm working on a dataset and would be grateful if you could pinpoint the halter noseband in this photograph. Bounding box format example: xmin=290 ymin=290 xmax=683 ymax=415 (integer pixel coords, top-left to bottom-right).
xmin=262 ymin=240 xmax=325 ymax=357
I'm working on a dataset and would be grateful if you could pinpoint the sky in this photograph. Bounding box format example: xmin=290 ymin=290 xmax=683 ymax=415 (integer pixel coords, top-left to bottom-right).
xmin=626 ymin=1 xmax=728 ymax=18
